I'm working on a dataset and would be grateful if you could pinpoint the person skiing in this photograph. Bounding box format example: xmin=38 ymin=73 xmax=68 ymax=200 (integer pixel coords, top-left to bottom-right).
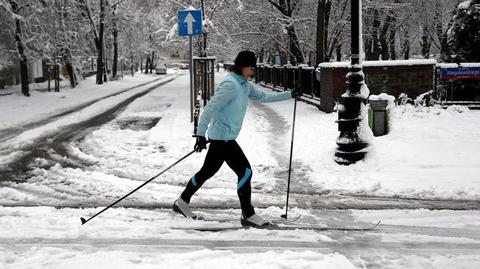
xmin=173 ymin=50 xmax=302 ymax=227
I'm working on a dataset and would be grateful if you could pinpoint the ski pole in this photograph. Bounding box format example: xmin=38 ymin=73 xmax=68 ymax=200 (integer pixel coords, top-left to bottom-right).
xmin=281 ymin=97 xmax=297 ymax=219
xmin=80 ymin=146 xmax=202 ymax=225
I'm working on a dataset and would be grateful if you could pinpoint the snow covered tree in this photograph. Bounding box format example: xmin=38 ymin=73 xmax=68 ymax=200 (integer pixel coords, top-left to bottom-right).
xmin=1 ymin=0 xmax=30 ymax=96
xmin=108 ymin=0 xmax=120 ymax=79
xmin=325 ymin=0 xmax=348 ymax=62
xmin=267 ymin=0 xmax=305 ymax=64
xmin=363 ymin=0 xmax=405 ymax=61
xmin=447 ymin=0 xmax=480 ymax=62
xmin=77 ymin=0 xmax=107 ymax=84
xmin=30 ymin=0 xmax=81 ymax=88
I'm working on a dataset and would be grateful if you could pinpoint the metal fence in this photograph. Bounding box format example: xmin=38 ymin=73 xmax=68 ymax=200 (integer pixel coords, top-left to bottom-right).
xmin=193 ymin=57 xmax=216 ymax=132
xmin=255 ymin=64 xmax=320 ymax=100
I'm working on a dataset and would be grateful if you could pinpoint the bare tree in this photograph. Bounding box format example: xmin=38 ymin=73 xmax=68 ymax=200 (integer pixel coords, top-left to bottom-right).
xmin=78 ymin=0 xmax=106 ymax=84
xmin=3 ymin=0 xmax=30 ymax=96
xmin=267 ymin=0 xmax=305 ymax=64
xmin=315 ymin=0 xmax=330 ymax=65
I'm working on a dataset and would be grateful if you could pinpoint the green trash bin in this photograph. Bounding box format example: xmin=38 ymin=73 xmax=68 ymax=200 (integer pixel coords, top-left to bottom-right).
xmin=368 ymin=99 xmax=390 ymax=136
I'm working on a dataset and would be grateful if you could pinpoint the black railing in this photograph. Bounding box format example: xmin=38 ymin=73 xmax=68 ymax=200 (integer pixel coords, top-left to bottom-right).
xmin=255 ymin=64 xmax=320 ymax=100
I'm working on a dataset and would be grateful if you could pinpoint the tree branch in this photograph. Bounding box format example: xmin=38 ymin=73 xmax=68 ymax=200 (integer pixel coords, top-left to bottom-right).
xmin=267 ymin=0 xmax=284 ymax=15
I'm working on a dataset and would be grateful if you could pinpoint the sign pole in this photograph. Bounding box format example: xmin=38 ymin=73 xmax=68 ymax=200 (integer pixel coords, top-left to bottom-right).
xmin=178 ymin=7 xmax=202 ymax=123
xmin=189 ymin=35 xmax=193 ymax=123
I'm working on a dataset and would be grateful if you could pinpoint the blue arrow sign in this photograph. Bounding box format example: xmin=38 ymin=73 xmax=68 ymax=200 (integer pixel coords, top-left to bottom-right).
xmin=178 ymin=9 xmax=202 ymax=36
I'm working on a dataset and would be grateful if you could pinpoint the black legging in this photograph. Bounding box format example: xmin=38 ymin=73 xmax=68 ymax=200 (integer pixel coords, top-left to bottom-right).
xmin=180 ymin=140 xmax=255 ymax=218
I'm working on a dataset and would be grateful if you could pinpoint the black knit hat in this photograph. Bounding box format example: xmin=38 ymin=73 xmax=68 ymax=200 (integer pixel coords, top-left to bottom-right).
xmin=234 ymin=50 xmax=257 ymax=67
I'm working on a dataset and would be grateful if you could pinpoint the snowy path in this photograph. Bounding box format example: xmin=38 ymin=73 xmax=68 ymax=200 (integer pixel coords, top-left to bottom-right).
xmin=247 ymin=101 xmax=320 ymax=197
xmin=1 ymin=207 xmax=480 ymax=268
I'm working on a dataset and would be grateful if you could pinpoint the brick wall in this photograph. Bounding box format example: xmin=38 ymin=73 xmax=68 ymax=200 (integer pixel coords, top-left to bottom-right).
xmin=319 ymin=61 xmax=435 ymax=112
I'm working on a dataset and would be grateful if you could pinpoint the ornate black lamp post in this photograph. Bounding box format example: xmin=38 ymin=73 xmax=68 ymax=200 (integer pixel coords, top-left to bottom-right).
xmin=334 ymin=0 xmax=369 ymax=164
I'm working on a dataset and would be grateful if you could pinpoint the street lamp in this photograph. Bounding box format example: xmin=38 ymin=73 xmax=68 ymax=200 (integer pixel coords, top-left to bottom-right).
xmin=334 ymin=0 xmax=370 ymax=165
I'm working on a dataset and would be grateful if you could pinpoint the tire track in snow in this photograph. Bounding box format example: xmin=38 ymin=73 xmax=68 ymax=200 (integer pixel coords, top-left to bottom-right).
xmin=2 ymin=238 xmax=480 ymax=253
xmin=0 ymin=77 xmax=177 ymax=183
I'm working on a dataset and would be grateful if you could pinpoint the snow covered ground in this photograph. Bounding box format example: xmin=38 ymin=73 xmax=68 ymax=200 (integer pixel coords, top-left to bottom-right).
xmin=1 ymin=70 xmax=479 ymax=205
xmin=1 ymin=70 xmax=480 ymax=268
xmin=1 ymin=206 xmax=480 ymax=268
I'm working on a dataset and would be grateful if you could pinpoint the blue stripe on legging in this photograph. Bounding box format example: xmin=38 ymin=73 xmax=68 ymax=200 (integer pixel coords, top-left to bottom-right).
xmin=237 ymin=168 xmax=252 ymax=190
xmin=191 ymin=176 xmax=197 ymax=187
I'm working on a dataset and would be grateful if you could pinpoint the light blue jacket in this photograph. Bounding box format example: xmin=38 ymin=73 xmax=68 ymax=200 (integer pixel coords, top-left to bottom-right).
xmin=196 ymin=73 xmax=292 ymax=140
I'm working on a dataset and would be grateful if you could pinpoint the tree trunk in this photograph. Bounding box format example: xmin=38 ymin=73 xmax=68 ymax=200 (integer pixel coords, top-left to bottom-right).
xmin=371 ymin=10 xmax=381 ymax=60
xmin=335 ymin=44 xmax=342 ymax=61
xmin=150 ymin=51 xmax=155 ymax=73
xmin=57 ymin=0 xmax=76 ymax=88
xmin=63 ymin=49 xmax=77 ymax=87
xmin=315 ymin=0 xmax=326 ymax=66
xmin=112 ymin=29 xmax=118 ymax=78
xmin=324 ymin=0 xmax=331 ymax=61
xmin=112 ymin=3 xmax=118 ymax=79
xmin=103 ymin=53 xmax=108 ymax=82
xmin=436 ymin=2 xmax=453 ymax=61
xmin=379 ymin=12 xmax=393 ymax=60
xmin=402 ymin=28 xmax=410 ymax=60
xmin=389 ymin=16 xmax=397 ymax=60
xmin=96 ymin=0 xmax=105 ymax=84
xmin=10 ymin=0 xmax=30 ymax=96
xmin=278 ymin=47 xmax=288 ymax=65
xmin=112 ymin=26 xmax=118 ymax=79
xmin=365 ymin=8 xmax=381 ymax=60
xmin=287 ymin=26 xmax=304 ymax=65
xmin=421 ymin=27 xmax=431 ymax=59
xmin=200 ymin=0 xmax=207 ymax=56
xmin=146 ymin=57 xmax=151 ymax=74
xmin=259 ymin=47 xmax=264 ymax=63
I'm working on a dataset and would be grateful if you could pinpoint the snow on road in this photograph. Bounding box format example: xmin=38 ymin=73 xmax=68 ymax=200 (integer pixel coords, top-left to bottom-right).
xmin=0 ymin=73 xmax=170 ymax=130
xmin=1 ymin=206 xmax=480 ymax=268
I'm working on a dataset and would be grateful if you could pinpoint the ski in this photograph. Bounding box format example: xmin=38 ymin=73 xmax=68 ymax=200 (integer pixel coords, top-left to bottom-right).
xmin=172 ymin=220 xmax=381 ymax=232
xmin=193 ymin=214 xmax=302 ymax=225
xmin=271 ymin=214 xmax=302 ymax=225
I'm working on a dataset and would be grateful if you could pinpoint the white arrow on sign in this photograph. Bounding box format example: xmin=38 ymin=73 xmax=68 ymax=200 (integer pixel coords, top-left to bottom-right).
xmin=184 ymin=12 xmax=196 ymax=35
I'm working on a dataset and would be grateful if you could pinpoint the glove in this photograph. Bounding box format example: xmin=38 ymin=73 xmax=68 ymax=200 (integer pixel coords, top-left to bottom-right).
xmin=193 ymin=135 xmax=207 ymax=152
xmin=291 ymin=87 xmax=303 ymax=98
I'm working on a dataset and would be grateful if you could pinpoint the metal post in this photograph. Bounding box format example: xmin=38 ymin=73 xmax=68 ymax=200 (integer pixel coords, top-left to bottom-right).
xmin=334 ymin=0 xmax=369 ymax=165
xmin=47 ymin=65 xmax=51 ymax=92
xmin=189 ymin=36 xmax=193 ymax=122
